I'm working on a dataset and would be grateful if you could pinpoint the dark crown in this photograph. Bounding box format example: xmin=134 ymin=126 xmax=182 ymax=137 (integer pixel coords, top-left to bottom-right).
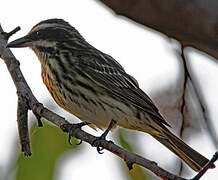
xmin=32 ymin=19 xmax=71 ymax=30
xmin=28 ymin=18 xmax=85 ymax=43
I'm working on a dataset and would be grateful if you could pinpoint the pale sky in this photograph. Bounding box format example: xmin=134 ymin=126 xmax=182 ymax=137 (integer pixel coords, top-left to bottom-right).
xmin=0 ymin=0 xmax=217 ymax=180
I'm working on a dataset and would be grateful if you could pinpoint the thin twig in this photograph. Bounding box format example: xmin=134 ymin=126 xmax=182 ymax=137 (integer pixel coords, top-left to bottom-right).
xmin=180 ymin=48 xmax=218 ymax=147
xmin=178 ymin=46 xmax=218 ymax=175
xmin=179 ymin=46 xmax=189 ymax=137
xmin=17 ymin=93 xmax=31 ymax=156
xmin=1 ymin=26 xmax=20 ymax=40
xmin=177 ymin=46 xmax=189 ymax=175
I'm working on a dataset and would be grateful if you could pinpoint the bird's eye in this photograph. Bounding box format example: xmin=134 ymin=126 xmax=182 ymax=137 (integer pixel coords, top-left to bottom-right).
xmin=35 ymin=31 xmax=43 ymax=38
xmin=36 ymin=31 xmax=40 ymax=36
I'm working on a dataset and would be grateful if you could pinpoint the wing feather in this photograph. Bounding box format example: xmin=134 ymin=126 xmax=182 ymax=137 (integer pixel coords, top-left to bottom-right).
xmin=76 ymin=53 xmax=170 ymax=127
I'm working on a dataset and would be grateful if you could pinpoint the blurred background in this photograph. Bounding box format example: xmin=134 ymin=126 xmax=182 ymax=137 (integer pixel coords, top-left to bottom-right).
xmin=0 ymin=0 xmax=217 ymax=179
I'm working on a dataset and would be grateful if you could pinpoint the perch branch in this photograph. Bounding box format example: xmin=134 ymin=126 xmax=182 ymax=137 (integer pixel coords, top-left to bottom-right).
xmin=0 ymin=25 xmax=216 ymax=180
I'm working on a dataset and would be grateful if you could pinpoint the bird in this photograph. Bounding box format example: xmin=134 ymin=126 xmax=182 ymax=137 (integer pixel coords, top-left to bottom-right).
xmin=7 ymin=18 xmax=211 ymax=172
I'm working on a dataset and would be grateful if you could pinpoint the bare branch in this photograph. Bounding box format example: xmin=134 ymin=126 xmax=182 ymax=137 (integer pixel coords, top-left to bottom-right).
xmin=178 ymin=46 xmax=189 ymax=174
xmin=178 ymin=47 xmax=218 ymax=147
xmin=17 ymin=93 xmax=31 ymax=156
xmin=1 ymin=26 xmax=21 ymax=40
xmin=179 ymin=46 xmax=189 ymax=138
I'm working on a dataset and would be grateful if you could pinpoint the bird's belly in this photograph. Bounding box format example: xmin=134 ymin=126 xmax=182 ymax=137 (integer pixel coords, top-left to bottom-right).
xmin=63 ymin=94 xmax=134 ymax=130
xmin=49 ymin=87 xmax=139 ymax=130
xmin=42 ymin=69 xmax=146 ymax=131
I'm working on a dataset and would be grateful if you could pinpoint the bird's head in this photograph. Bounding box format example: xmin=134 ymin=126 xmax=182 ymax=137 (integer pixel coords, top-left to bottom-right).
xmin=7 ymin=19 xmax=84 ymax=63
xmin=8 ymin=19 xmax=74 ymax=48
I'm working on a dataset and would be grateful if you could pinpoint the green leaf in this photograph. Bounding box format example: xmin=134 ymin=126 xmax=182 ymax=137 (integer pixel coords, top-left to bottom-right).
xmin=16 ymin=120 xmax=80 ymax=180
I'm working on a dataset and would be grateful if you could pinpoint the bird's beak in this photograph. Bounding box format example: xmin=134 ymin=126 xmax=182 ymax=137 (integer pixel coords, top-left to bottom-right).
xmin=7 ymin=35 xmax=31 ymax=48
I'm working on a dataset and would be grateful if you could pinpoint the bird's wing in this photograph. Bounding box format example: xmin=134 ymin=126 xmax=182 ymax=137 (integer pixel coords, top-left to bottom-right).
xmin=76 ymin=53 xmax=170 ymax=127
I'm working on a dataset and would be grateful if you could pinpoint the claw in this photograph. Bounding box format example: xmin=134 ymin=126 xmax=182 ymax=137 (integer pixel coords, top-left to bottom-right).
xmin=68 ymin=133 xmax=72 ymax=145
xmin=92 ymin=138 xmax=114 ymax=154
xmin=76 ymin=139 xmax=83 ymax=145
xmin=63 ymin=122 xmax=90 ymax=146
xmin=92 ymin=136 xmax=105 ymax=154
xmin=97 ymin=146 xmax=104 ymax=154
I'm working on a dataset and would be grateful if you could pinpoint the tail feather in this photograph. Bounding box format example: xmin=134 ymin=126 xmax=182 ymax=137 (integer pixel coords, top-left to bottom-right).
xmin=151 ymin=129 xmax=211 ymax=172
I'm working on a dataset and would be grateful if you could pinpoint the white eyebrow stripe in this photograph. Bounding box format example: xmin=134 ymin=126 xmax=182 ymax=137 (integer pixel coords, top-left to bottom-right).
xmin=30 ymin=23 xmax=67 ymax=33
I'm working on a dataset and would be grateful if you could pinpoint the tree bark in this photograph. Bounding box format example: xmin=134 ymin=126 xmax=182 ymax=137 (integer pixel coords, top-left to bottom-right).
xmin=99 ymin=0 xmax=218 ymax=60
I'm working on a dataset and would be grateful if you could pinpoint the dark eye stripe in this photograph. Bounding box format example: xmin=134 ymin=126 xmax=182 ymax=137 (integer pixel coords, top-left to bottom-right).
xmin=35 ymin=46 xmax=55 ymax=54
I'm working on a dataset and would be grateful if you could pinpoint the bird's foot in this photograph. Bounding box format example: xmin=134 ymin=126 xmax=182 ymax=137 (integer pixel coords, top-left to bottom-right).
xmin=92 ymin=120 xmax=116 ymax=154
xmin=61 ymin=122 xmax=90 ymax=145
xmin=91 ymin=134 xmax=114 ymax=154
xmin=92 ymin=134 xmax=106 ymax=154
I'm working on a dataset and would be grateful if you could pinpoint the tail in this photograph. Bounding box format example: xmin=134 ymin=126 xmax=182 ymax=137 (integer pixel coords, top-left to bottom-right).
xmin=150 ymin=128 xmax=214 ymax=172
